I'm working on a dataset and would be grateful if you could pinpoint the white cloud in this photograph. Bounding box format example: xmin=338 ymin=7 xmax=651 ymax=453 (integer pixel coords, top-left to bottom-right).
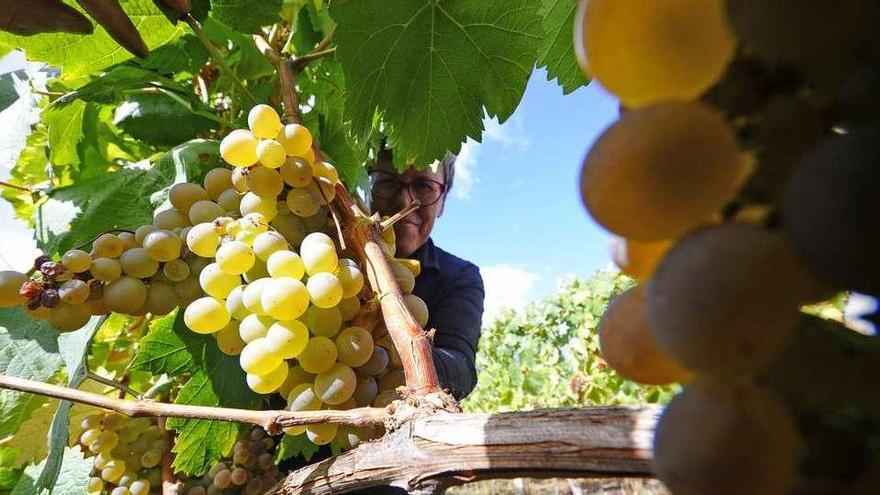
xmin=452 ymin=138 xmax=479 ymax=200
xmin=480 ymin=264 xmax=540 ymax=326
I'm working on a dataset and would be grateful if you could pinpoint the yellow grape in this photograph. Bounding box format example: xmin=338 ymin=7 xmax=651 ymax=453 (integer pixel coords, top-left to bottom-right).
xmin=216 ymin=241 xmax=255 ymax=275
xmin=220 ymin=129 xmax=258 ymax=167
xmin=215 ymin=321 xmax=246 ymax=355
xmin=267 ymin=250 xmax=305 ymax=280
xmin=580 ymin=102 xmax=744 ymax=240
xmin=311 ymin=177 xmax=336 ymax=205
xmin=239 ymin=337 xmax=282 ymax=375
xmin=199 ymin=262 xmax=242 ymax=299
xmin=184 ymin=297 xmax=230 ymax=334
xmin=188 ymin=200 xmax=225 ymax=225
xmin=61 ymin=250 xmax=91 ymax=273
xmin=284 ymin=383 xmax=321 ymax=435
xmin=93 ymin=233 xmax=125 ymax=259
xmin=302 ymin=305 xmax=342 ymax=338
xmin=203 ymin=168 xmax=233 ymax=200
xmin=239 ymin=314 xmax=274 ymax=343
xmin=271 ymin=214 xmax=307 ymax=249
xmin=307 ymin=273 xmax=344 ymax=309
xmin=653 ymin=381 xmax=802 ymax=495
xmin=276 ymin=123 xmax=313 ymax=157
xmin=143 ymin=229 xmax=182 ymax=262
xmin=575 ymin=0 xmax=735 ymax=107
xmin=231 ymin=167 xmax=249 ymax=193
xmin=169 ymin=182 xmax=208 ymax=216
xmin=279 ymin=364 xmax=315 ymax=399
xmin=280 ymin=157 xmax=313 ymax=188
xmin=242 ymin=278 xmax=271 ymax=315
xmin=599 ymin=286 xmax=692 ymax=385
xmin=173 ymin=276 xmax=203 ymax=306
xmin=0 ymin=271 xmax=27 ymax=307
xmin=335 ymin=326 xmax=374 ymax=367
xmin=298 ymin=336 xmax=337 ymax=374
xmin=152 ymin=209 xmax=189 ymax=231
xmin=306 ymin=423 xmax=338 ymax=445
xmin=100 ymin=460 xmax=126 ymax=483
xmin=285 ymin=187 xmax=320 ymax=217
xmin=312 ymin=161 xmax=339 ymax=183
xmin=252 ymin=231 xmax=288 ymax=262
xmin=265 ymin=320 xmax=309 ymax=359
xmin=261 ymin=277 xmax=309 ymax=321
xmin=186 ymin=222 xmax=220 ymax=258
xmin=135 ymin=225 xmax=157 ymax=245
xmin=119 ymin=248 xmax=158 ymax=279
xmin=49 ymin=302 xmax=92 ymax=332
xmin=256 ymin=140 xmax=286 ymax=169
xmin=246 ymin=361 xmax=289 ymax=394
xmin=243 ymin=260 xmax=269 ymax=283
xmin=336 ymin=264 xmax=364 ymax=298
xmin=403 ymin=294 xmax=428 ymax=327
xmin=313 ymin=363 xmax=356 ymax=405
xmin=610 ymin=237 xmax=673 ymax=282
xmin=378 ymin=369 xmax=405 ymax=390
xmin=391 ymin=261 xmax=415 ymax=294
xmin=301 ymin=239 xmax=338 ymax=276
xmin=217 ymin=188 xmax=242 ymax=213
xmin=146 ymin=282 xmax=178 ymax=316
xmin=239 ymin=192 xmax=278 ymax=221
xmin=225 ymin=285 xmax=249 ymax=321
xmin=104 ymin=277 xmax=148 ymax=314
xmin=117 ymin=232 xmax=138 ymax=250
xmin=337 ymin=297 xmax=361 ymax=322
xmin=247 ymin=104 xmax=282 ymax=139
xmin=246 ymin=166 xmax=284 ymax=198
xmin=59 ymin=279 xmax=90 ymax=304
xmin=163 ymin=259 xmax=190 ymax=282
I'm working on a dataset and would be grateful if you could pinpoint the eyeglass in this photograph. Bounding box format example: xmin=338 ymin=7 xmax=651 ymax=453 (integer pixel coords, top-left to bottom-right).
xmin=369 ymin=170 xmax=447 ymax=206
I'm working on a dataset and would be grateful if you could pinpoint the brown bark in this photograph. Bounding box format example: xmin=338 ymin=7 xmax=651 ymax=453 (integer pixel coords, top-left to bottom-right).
xmin=269 ymin=406 xmax=660 ymax=494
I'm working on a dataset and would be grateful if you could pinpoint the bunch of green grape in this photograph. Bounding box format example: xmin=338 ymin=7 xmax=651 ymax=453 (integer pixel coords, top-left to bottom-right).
xmin=79 ymin=412 xmax=167 ymax=495
xmin=178 ymin=427 xmax=280 ymax=495
xmin=575 ymin=1 xmax=879 ymax=494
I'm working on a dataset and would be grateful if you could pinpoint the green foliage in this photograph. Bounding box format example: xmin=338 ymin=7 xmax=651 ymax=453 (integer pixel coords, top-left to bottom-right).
xmin=462 ymin=269 xmax=679 ymax=413
xmin=131 ymin=312 xmax=260 ymax=475
xmin=10 ymin=447 xmax=91 ymax=495
xmin=112 ymin=91 xmax=218 ymax=146
xmin=210 ymin=0 xmax=283 ymax=34
xmin=275 ymin=433 xmax=320 ymax=463
xmin=538 ymin=0 xmax=590 ymax=93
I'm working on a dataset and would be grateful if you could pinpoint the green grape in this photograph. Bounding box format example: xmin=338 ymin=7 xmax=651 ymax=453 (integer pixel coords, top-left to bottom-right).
xmin=647 ymin=224 xmax=816 ymax=378
xmin=335 ymin=326 xmax=374 ymax=368
xmin=403 ymin=294 xmax=429 ymax=328
xmin=93 ymin=233 xmax=124 ymax=258
xmin=90 ymin=258 xmax=121 ymax=282
xmin=298 ymin=336 xmax=337 ymax=374
xmin=61 ymin=249 xmax=91 ymax=273
xmin=270 ymin=214 xmax=307 ymax=249
xmin=373 ymin=389 xmax=398 ymax=407
xmin=118 ymin=232 xmax=138 ymax=250
xmin=239 ymin=314 xmax=274 ymax=343
xmin=239 ymin=212 xmax=269 ymax=234
xmin=312 ymin=161 xmax=340 ymax=183
xmin=302 ymin=305 xmax=342 ymax=338
xmin=169 ymin=182 xmax=209 ymax=216
xmin=140 ymin=449 xmax=162 ymax=468
xmin=226 ymin=285 xmax=250 ymax=320
xmin=265 ymin=320 xmax=309 ymax=359
xmin=248 ymin=104 xmax=282 ymax=139
xmin=188 ymin=200 xmax=225 ymax=225
xmin=153 ymin=208 xmax=189 ymax=231
xmin=240 ymin=191 xmax=278 ymax=221
xmin=104 ymin=277 xmax=148 ymax=314
xmin=336 ymin=264 xmax=364 ymax=298
xmin=242 ymin=278 xmax=271 ymax=315
xmin=357 ymin=345 xmax=389 ymax=376
xmin=220 ymin=129 xmax=259 ymax=167
xmin=653 ymin=381 xmax=802 ymax=495
xmin=313 ymin=363 xmax=356 ymax=405
xmin=119 ymin=247 xmax=159 ymax=278
xmin=337 ymin=297 xmax=361 ymax=322
xmin=599 ymin=286 xmax=692 ymax=385
xmin=576 ymin=0 xmax=735 ymax=107
xmin=276 ymin=123 xmax=312 ymax=157
xmin=580 ymin=102 xmax=744 ymax=240
xmin=306 ymin=423 xmax=338 ymax=446
xmin=101 ymin=460 xmax=126 ymax=482
xmin=278 ymin=364 xmax=315 ymax=398
xmin=146 ymin=282 xmax=178 ymax=316
xmin=231 ymin=166 xmax=249 ymax=193
xmin=216 ymin=321 xmax=246 ymax=355
xmin=261 ymin=277 xmax=309 ymax=320
xmin=216 ymin=241 xmax=256 ymax=275
xmin=117 ymin=475 xmax=134 ymax=488
xmin=110 ymin=487 xmax=131 ymax=495
xmin=239 ymin=338 xmax=283 ymax=375
xmin=307 ymin=273 xmax=343 ymax=309
xmin=285 ymin=188 xmax=320 ymax=217
xmin=391 ymin=261 xmax=416 ymax=294
xmin=280 ymin=157 xmax=313 ymax=188
xmin=186 ymin=223 xmax=220 ymax=258
xmin=301 ymin=231 xmax=334 ymax=250
xmin=244 ymin=260 xmax=271 ymax=283
xmin=352 ymin=374 xmax=378 ymax=407
xmin=246 ymin=361 xmax=289 ymax=394
xmin=246 ymin=166 xmax=284 ymax=198
xmin=87 ymin=477 xmax=103 ymax=494
xmin=163 ymin=259 xmax=191 ymax=282
xmin=129 ymin=480 xmax=150 ymax=495
xmin=81 ymin=414 xmax=101 ymax=430
xmin=199 ymin=262 xmax=242 ymax=299
xmin=311 ymin=177 xmax=337 ymax=205
xmin=217 ymin=188 xmax=243 ymax=213
xmin=184 ymin=297 xmax=230 ymax=334
xmin=267 ymin=250 xmax=305 ymax=279
xmin=59 ymin=279 xmax=90 ymax=304
xmin=610 ymin=237 xmax=672 ymax=282
xmin=256 ymin=140 xmax=286 ymax=169
xmin=203 ymin=168 xmax=233 ymax=200
xmin=173 ymin=276 xmax=203 ymax=306
xmin=0 ymin=271 xmax=25 ymax=308
xmin=143 ymin=230 xmax=182 ymax=262
xmin=80 ymin=428 xmax=101 ymax=446
xmin=283 ymin=384 xmax=321 ymax=436
xmin=252 ymin=232 xmax=288 ymax=262
xmin=133 ymin=225 xmax=156 ymax=245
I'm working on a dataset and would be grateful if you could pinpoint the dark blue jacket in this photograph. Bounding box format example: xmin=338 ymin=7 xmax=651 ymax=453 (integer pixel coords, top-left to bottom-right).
xmin=409 ymin=238 xmax=485 ymax=399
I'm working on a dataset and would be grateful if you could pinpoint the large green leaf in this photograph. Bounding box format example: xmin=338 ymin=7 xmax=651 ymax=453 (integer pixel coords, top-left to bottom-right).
xmin=330 ymin=0 xmax=544 ymax=167
xmin=113 ymin=91 xmax=218 ymax=146
xmin=537 ymin=0 xmax=589 ymax=94
xmin=43 ymin=101 xmax=86 ymax=168
xmin=209 ymin=0 xmax=283 ymax=34
xmin=0 ymin=0 xmax=185 ymax=81
xmin=10 ymin=447 xmax=91 ymax=495
xmin=35 ymin=139 xmax=221 ymax=255
xmin=131 ymin=312 xmax=259 ymax=475
xmin=138 ymin=34 xmax=209 ymax=74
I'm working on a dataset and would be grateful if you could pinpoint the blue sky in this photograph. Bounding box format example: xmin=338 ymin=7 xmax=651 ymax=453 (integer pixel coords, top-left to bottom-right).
xmin=432 ymin=68 xmax=619 ymax=323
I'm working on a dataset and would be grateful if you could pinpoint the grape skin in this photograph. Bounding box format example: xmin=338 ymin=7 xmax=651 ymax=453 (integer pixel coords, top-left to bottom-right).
xmin=580 ymin=102 xmax=744 ymax=240
xmin=169 ymin=183 xmax=209 ymax=216
xmin=335 ymin=326 xmax=374 ymax=368
xmin=298 ymin=336 xmax=338 ymax=374
xmin=186 ymin=223 xmax=220 ymax=258
xmin=265 ymin=320 xmax=309 ymax=359
xmin=199 ymin=262 xmax=242 ymax=299
xmin=0 ymin=271 xmax=26 ymax=307
xmin=119 ymin=248 xmax=159 ymax=279
xmin=184 ymin=297 xmax=230 ymax=334
xmin=306 ymin=273 xmax=344 ymax=309
xmin=276 ymin=124 xmax=313 ymax=157
xmin=216 ymin=241 xmax=256 ymax=275
xmin=404 ymin=294 xmax=429 ymax=328
xmin=261 ymin=277 xmax=310 ymax=321
xmin=247 ymin=104 xmax=282 ymax=140
xmin=61 ymin=250 xmax=91 ymax=273
xmin=313 ymin=362 xmax=357 ymax=405
xmin=246 ymin=361 xmax=289 ymax=394
xmin=104 ymin=277 xmax=148 ymax=314
xmin=239 ymin=338 xmax=282 ymax=375
xmin=284 ymin=384 xmax=322 ymax=435
xmin=256 ymin=140 xmax=286 ymax=169
xmin=203 ymin=168 xmax=233 ymax=200
xmin=267 ymin=250 xmax=305 ymax=280
xmin=302 ymin=305 xmax=342 ymax=338
xmin=239 ymin=314 xmax=274 ymax=343
xmin=220 ymin=129 xmax=259 ymax=167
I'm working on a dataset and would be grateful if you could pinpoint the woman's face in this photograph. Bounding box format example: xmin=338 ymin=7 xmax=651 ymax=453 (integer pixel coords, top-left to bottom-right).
xmin=370 ymin=159 xmax=446 ymax=258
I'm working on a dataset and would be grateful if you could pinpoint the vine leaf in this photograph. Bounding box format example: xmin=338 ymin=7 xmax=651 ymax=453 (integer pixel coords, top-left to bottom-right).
xmin=537 ymin=0 xmax=590 ymax=94
xmin=10 ymin=446 xmax=91 ymax=495
xmin=275 ymin=433 xmax=319 ymax=463
xmin=131 ymin=311 xmax=260 ymax=476
xmin=330 ymin=0 xmax=544 ymax=167
xmin=0 ymin=0 xmax=184 ymax=82
xmin=210 ymin=0 xmax=283 ymax=34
